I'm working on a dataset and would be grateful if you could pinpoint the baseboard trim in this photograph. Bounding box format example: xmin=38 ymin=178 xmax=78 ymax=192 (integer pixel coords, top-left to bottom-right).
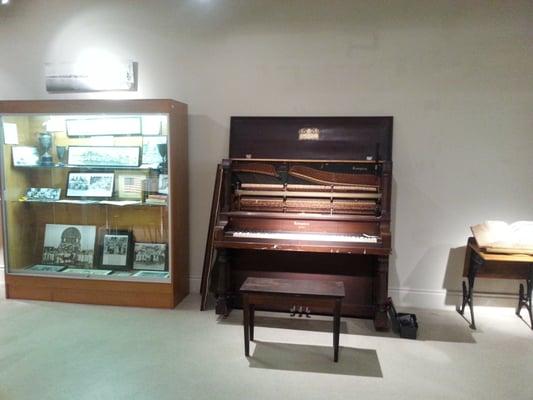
xmin=388 ymin=287 xmax=520 ymax=310
xmin=187 ymin=276 xmax=521 ymax=310
xmin=8 ymin=273 xmax=516 ymax=310
xmin=189 ymin=276 xmax=201 ymax=293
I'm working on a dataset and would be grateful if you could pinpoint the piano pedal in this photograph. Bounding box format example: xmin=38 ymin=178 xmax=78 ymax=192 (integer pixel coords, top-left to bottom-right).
xmin=290 ymin=305 xmax=312 ymax=318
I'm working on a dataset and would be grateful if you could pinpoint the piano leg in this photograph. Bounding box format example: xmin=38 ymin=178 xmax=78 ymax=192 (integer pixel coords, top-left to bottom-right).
xmin=215 ymin=296 xmax=231 ymax=317
xmin=374 ymin=256 xmax=390 ymax=331
xmin=214 ymin=249 xmax=232 ymax=317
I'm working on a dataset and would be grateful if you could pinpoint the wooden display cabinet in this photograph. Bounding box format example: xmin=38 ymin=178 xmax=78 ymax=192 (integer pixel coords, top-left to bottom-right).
xmin=0 ymin=99 xmax=188 ymax=308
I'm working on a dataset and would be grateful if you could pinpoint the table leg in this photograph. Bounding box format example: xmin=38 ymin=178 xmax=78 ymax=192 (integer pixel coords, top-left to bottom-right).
xmin=250 ymin=304 xmax=255 ymax=341
xmin=333 ymin=299 xmax=341 ymax=362
xmin=243 ymin=295 xmax=250 ymax=357
xmin=527 ymin=265 xmax=533 ymax=329
xmin=456 ymin=250 xmax=483 ymax=329
xmin=516 ymin=265 xmax=533 ymax=330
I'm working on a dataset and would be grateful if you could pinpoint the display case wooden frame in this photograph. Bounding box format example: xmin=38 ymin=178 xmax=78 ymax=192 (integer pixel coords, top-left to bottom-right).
xmin=0 ymin=99 xmax=189 ymax=308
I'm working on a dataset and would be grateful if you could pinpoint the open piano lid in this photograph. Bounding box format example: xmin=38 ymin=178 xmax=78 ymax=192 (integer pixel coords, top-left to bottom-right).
xmin=230 ymin=116 xmax=393 ymax=161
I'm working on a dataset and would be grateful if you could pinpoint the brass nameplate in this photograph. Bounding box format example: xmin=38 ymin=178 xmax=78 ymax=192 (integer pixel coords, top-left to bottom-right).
xmin=298 ymin=127 xmax=320 ymax=141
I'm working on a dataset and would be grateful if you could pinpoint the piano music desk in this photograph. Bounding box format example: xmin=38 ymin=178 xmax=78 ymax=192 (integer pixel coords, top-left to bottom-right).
xmin=457 ymin=237 xmax=533 ymax=330
xmin=240 ymin=277 xmax=345 ymax=362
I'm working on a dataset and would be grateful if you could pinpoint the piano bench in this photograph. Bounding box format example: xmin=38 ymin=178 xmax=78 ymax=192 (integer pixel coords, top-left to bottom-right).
xmin=239 ymin=277 xmax=345 ymax=362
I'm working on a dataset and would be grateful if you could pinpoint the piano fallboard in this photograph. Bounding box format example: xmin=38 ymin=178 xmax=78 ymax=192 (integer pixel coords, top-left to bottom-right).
xmin=221 ymin=210 xmax=387 ymax=222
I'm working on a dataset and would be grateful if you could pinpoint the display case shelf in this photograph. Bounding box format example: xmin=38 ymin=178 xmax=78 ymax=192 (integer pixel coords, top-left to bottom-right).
xmin=0 ymin=99 xmax=188 ymax=308
xmin=15 ymin=200 xmax=167 ymax=207
xmin=14 ymin=164 xmax=162 ymax=171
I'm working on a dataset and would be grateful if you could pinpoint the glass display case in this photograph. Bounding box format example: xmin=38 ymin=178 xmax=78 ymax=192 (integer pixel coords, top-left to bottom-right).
xmin=0 ymin=99 xmax=188 ymax=308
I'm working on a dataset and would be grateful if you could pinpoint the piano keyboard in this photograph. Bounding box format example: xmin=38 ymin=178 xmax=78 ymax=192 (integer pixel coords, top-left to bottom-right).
xmin=229 ymin=231 xmax=379 ymax=243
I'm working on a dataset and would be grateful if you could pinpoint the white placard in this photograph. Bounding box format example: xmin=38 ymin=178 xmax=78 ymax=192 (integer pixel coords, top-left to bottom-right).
xmin=3 ymin=123 xmax=18 ymax=144
xmin=45 ymin=60 xmax=135 ymax=92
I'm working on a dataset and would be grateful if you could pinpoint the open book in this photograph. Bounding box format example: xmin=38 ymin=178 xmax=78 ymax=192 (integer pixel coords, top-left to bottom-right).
xmin=471 ymin=221 xmax=533 ymax=254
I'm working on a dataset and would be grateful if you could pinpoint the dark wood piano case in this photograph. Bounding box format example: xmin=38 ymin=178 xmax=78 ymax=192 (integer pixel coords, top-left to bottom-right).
xmin=201 ymin=116 xmax=393 ymax=330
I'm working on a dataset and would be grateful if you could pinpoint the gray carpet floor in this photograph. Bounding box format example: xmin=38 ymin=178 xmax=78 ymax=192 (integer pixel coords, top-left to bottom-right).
xmin=0 ymin=282 xmax=532 ymax=400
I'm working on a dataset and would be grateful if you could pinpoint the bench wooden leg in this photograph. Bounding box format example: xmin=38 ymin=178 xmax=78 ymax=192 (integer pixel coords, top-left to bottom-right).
xmin=333 ymin=299 xmax=341 ymax=362
xmin=250 ymin=304 xmax=255 ymax=341
xmin=243 ymin=295 xmax=250 ymax=357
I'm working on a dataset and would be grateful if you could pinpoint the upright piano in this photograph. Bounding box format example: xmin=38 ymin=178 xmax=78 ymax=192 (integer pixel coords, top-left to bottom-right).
xmin=201 ymin=116 xmax=393 ymax=330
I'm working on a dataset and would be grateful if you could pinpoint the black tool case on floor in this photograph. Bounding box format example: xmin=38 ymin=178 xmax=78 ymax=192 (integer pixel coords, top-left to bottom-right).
xmin=387 ymin=298 xmax=418 ymax=339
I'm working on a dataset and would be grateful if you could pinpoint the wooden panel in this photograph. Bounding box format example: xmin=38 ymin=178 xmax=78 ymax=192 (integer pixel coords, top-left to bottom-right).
xmin=240 ymin=277 xmax=345 ymax=297
xmin=243 ymin=294 xmax=337 ymax=309
xmin=6 ymin=274 xmax=176 ymax=308
xmin=168 ymin=101 xmax=189 ymax=303
xmin=0 ymin=99 xmax=179 ymax=114
xmin=230 ymin=116 xmax=393 ymax=161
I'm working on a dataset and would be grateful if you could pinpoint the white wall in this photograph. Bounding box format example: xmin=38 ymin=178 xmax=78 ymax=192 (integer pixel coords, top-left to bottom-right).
xmin=1 ymin=0 xmax=532 ymax=308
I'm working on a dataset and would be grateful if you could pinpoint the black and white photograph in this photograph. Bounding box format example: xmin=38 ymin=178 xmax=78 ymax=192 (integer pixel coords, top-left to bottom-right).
xmin=132 ymin=270 xmax=170 ymax=279
xmin=67 ymin=146 xmax=141 ymax=167
xmin=11 ymin=146 xmax=40 ymax=166
xmin=67 ymin=172 xmax=115 ymax=198
xmin=133 ymin=242 xmax=167 ymax=271
xmin=25 ymin=187 xmax=61 ymax=201
xmin=98 ymin=229 xmax=132 ymax=269
xmin=158 ymin=174 xmax=168 ymax=195
xmin=42 ymin=224 xmax=96 ymax=268
xmin=27 ymin=264 xmax=65 ymax=273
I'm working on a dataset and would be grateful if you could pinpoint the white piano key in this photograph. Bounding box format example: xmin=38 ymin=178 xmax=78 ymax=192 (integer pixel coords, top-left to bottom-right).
xmin=229 ymin=231 xmax=378 ymax=243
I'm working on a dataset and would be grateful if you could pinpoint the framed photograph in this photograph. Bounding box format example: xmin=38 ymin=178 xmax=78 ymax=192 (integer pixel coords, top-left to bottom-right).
xmin=115 ymin=171 xmax=147 ymax=199
xmin=132 ymin=270 xmax=170 ymax=279
xmin=67 ymin=146 xmax=141 ymax=167
xmin=25 ymin=188 xmax=61 ymax=201
xmin=97 ymin=229 xmax=133 ymax=270
xmin=66 ymin=116 xmax=142 ymax=137
xmin=133 ymin=242 xmax=167 ymax=271
xmin=12 ymin=146 xmax=40 ymax=166
xmin=158 ymin=174 xmax=168 ymax=195
xmin=67 ymin=172 xmax=115 ymax=198
xmin=42 ymin=224 xmax=97 ymax=268
xmin=27 ymin=264 xmax=65 ymax=273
